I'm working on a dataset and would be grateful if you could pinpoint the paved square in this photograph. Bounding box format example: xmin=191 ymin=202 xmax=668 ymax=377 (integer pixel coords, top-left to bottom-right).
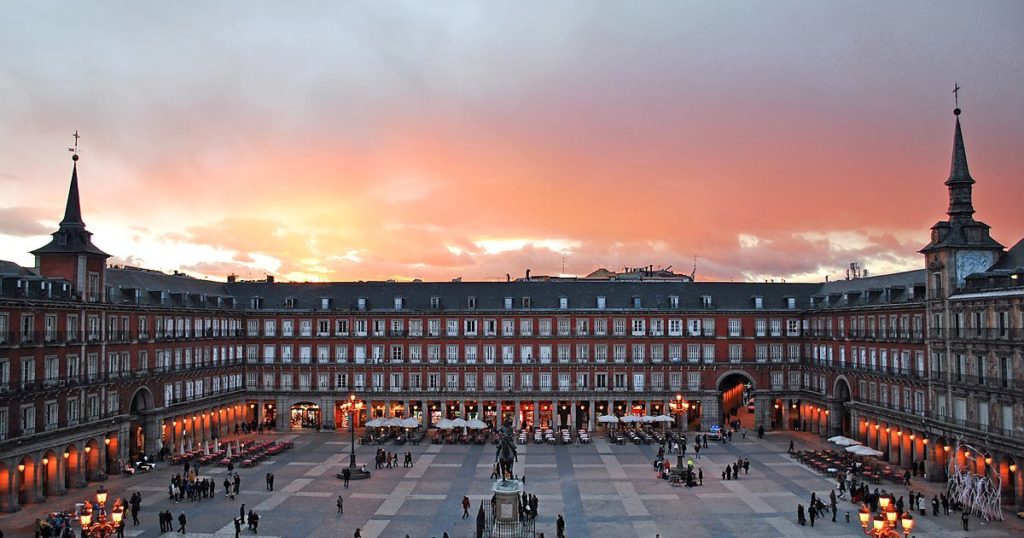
xmin=3 ymin=430 xmax=1022 ymax=537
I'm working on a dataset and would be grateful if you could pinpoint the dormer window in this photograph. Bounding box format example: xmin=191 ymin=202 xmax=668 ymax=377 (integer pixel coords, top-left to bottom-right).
xmin=285 ymin=297 xmax=296 ymax=309
xmin=430 ymin=296 xmax=441 ymax=310
xmin=597 ymin=296 xmax=606 ymax=310
xmin=321 ymin=297 xmax=332 ymax=310
xmin=753 ymin=296 xmax=763 ymax=309
xmin=786 ymin=297 xmax=796 ymax=309
xmin=357 ymin=297 xmax=367 ymax=311
xmin=467 ymin=296 xmax=477 ymax=309
xmin=394 ymin=297 xmax=404 ymax=310
xmin=701 ymin=295 xmax=712 ymax=308
xmin=522 ymin=297 xmax=532 ymax=309
xmin=632 ymin=296 xmax=641 ymax=309
xmin=669 ymin=295 xmax=679 ymax=308
xmin=504 ymin=297 xmax=513 ymax=309
xmin=250 ymin=297 xmax=263 ymax=310
xmin=559 ymin=297 xmax=568 ymax=310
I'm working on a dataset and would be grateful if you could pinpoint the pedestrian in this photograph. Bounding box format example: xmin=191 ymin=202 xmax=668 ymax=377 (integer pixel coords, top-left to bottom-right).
xmin=462 ymin=496 xmax=471 ymax=518
xmin=250 ymin=512 xmax=259 ymax=533
xmin=234 ymin=517 xmax=242 ymax=538
xmin=695 ymin=445 xmax=701 ymax=458
xmin=961 ymin=510 xmax=969 ymax=531
xmin=903 ymin=469 xmax=911 ymax=486
xmin=177 ymin=512 xmax=187 ymax=534
xmin=797 ymin=504 xmax=806 ymax=526
xmin=338 ymin=495 xmax=344 ymax=514
xmin=941 ymin=493 xmax=949 ymax=515
xmin=932 ymin=495 xmax=940 ymax=516
xmin=788 ymin=440 xmax=794 ymax=453
xmin=343 ymin=467 xmax=351 ymax=487
xmin=698 ymin=468 xmax=703 ymax=486
xmin=354 ymin=528 xmax=362 ymax=538
xmin=556 ymin=514 xmax=565 ymax=538
xmin=240 ymin=503 xmax=246 ymax=524
xmin=809 ymin=503 xmax=816 ymax=527
xmin=917 ymin=494 xmax=926 ymax=516
xmin=266 ymin=472 xmax=272 ymax=490
xmin=743 ymin=459 xmax=749 ymax=474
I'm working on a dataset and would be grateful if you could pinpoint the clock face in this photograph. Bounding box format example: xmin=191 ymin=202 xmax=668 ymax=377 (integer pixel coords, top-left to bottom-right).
xmin=955 ymin=251 xmax=994 ymax=286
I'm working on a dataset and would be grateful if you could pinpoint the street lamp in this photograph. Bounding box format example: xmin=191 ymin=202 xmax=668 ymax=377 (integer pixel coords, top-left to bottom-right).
xmin=858 ymin=496 xmax=913 ymax=538
xmin=347 ymin=394 xmax=358 ymax=468
xmin=79 ymin=486 xmax=124 ymax=537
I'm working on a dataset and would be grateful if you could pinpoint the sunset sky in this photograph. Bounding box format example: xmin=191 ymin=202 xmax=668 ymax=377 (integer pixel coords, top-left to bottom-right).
xmin=1 ymin=1 xmax=1022 ymax=283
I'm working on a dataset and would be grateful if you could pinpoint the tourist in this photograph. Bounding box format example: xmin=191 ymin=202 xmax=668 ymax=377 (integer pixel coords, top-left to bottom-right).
xmin=343 ymin=467 xmax=351 ymax=487
xmin=338 ymin=495 xmax=344 ymax=513
xmin=234 ymin=517 xmax=242 ymax=538
xmin=788 ymin=440 xmax=795 ymax=454
xmin=354 ymin=528 xmax=361 ymax=538
xmin=932 ymin=495 xmax=940 ymax=516
xmin=903 ymin=468 xmax=912 ymax=486
xmin=797 ymin=504 xmax=806 ymax=526
xmin=961 ymin=510 xmax=969 ymax=531
xmin=698 ymin=468 xmax=703 ymax=486
xmin=462 ymin=496 xmax=471 ymax=518
xmin=556 ymin=514 xmax=565 ymax=538
xmin=177 ymin=512 xmax=187 ymax=534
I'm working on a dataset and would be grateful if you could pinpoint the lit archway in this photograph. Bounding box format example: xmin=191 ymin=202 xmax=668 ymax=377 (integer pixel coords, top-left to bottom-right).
xmin=17 ymin=455 xmax=35 ymax=505
xmin=832 ymin=377 xmax=853 ymax=436
xmin=40 ymin=450 xmax=58 ymax=498
xmin=129 ymin=387 xmax=155 ymax=458
xmin=83 ymin=439 xmax=101 ymax=480
xmin=717 ymin=371 xmax=755 ymax=430
xmin=64 ymin=444 xmax=80 ymax=489
xmin=290 ymin=402 xmax=321 ymax=429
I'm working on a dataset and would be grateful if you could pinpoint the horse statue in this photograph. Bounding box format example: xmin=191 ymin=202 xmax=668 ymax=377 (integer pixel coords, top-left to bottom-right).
xmin=495 ymin=425 xmax=518 ymax=484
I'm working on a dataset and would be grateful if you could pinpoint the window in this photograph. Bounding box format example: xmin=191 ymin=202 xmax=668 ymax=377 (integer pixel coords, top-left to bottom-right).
xmin=668 ymin=319 xmax=682 ymax=336
xmin=504 ymin=297 xmax=513 ymax=310
xmin=729 ymin=344 xmax=742 ymax=363
xmin=728 ymin=319 xmax=741 ymax=337
xmin=559 ymin=297 xmax=568 ymax=309
xmin=753 ymin=296 xmax=763 ymax=309
xmin=612 ymin=319 xmax=625 ymax=336
xmin=631 ymin=318 xmax=645 ymax=336
xmin=596 ymin=296 xmax=606 ymax=309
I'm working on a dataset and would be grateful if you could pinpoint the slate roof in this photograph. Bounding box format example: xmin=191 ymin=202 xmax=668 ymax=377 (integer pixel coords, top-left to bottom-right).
xmin=808 ymin=269 xmax=926 ymax=309
xmin=0 ymin=260 xmax=33 ymax=277
xmin=30 ymin=163 xmax=110 ymax=258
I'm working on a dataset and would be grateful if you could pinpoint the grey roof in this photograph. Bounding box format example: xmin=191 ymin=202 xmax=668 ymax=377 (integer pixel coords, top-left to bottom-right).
xmin=988 ymin=238 xmax=1024 ymax=273
xmin=106 ymin=267 xmax=232 ymax=308
xmin=224 ymin=280 xmax=820 ymax=313
xmin=0 ymin=260 xmax=33 ymax=277
xmin=809 ymin=269 xmax=926 ymax=309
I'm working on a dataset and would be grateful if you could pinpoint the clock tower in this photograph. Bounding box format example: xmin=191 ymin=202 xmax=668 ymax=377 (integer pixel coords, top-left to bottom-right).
xmin=920 ymin=105 xmax=1003 ymax=300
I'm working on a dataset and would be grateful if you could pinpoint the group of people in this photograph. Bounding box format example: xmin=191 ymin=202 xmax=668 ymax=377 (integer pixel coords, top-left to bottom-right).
xmin=232 ymin=504 xmax=261 ymax=536
xmin=31 ymin=513 xmax=76 ymax=538
xmin=374 ymin=448 xmax=413 ymax=469
xmin=168 ymin=471 xmax=217 ymax=503
xmin=722 ymin=458 xmax=749 ymax=481
xmin=157 ymin=510 xmax=187 ymax=534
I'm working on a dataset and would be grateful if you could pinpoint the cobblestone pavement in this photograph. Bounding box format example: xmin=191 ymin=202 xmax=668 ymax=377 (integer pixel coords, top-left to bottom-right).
xmin=2 ymin=429 xmax=1022 ymax=537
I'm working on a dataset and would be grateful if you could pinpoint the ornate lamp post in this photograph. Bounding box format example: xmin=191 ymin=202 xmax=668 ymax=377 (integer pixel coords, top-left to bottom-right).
xmin=347 ymin=394 xmax=359 ymax=468
xmin=857 ymin=495 xmax=914 ymax=538
xmin=79 ymin=486 xmax=124 ymax=538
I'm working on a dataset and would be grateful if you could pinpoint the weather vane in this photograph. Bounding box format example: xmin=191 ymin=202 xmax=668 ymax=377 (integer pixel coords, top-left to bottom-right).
xmin=69 ymin=130 xmax=81 ymax=161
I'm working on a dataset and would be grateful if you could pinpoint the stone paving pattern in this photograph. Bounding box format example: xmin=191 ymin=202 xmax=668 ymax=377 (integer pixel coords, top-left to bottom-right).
xmin=2 ymin=430 xmax=1022 ymax=537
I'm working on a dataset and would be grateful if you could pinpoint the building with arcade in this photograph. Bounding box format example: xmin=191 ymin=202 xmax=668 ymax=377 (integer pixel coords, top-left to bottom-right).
xmin=0 ymin=107 xmax=1021 ymax=513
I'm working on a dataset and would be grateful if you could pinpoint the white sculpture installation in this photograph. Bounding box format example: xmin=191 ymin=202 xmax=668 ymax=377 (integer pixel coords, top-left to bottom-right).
xmin=947 ymin=437 xmax=1003 ymax=522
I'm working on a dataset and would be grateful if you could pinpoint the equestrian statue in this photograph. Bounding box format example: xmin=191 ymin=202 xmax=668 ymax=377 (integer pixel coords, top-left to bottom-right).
xmin=495 ymin=423 xmax=518 ymax=484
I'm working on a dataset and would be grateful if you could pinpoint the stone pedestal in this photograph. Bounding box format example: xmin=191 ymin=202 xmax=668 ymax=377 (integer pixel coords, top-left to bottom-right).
xmin=492 ymin=478 xmax=523 ymax=530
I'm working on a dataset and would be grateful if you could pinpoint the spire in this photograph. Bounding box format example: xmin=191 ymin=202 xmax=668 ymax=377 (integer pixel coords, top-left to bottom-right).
xmin=60 ymin=157 xmax=85 ymax=227
xmin=945 ymin=95 xmax=975 ymax=221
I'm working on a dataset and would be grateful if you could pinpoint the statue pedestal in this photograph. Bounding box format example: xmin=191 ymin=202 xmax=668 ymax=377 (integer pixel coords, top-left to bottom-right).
xmin=491 ymin=479 xmax=523 ymax=526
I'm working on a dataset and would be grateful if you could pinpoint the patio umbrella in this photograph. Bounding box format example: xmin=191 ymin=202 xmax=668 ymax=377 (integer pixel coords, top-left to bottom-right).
xmin=466 ymin=419 xmax=488 ymax=430
xmin=829 ymin=436 xmax=861 ymax=447
xmin=401 ymin=417 xmax=420 ymax=428
xmin=620 ymin=415 xmax=637 ymax=423
xmin=450 ymin=418 xmax=468 ymax=428
xmin=653 ymin=415 xmax=674 ymax=423
xmin=436 ymin=418 xmax=454 ymax=429
xmin=640 ymin=415 xmax=657 ymax=423
xmin=365 ymin=418 xmax=385 ymax=428
xmin=386 ymin=417 xmax=404 ymax=427
xmin=597 ymin=415 xmax=619 ymax=423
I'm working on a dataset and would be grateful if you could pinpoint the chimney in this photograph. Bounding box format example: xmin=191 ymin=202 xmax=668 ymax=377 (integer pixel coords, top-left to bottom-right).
xmin=506 ymin=273 xmax=510 ymax=282
xmin=266 ymin=275 xmax=275 ymax=283
xmin=227 ymin=274 xmax=237 ymax=283
xmin=525 ymin=269 xmax=531 ymax=280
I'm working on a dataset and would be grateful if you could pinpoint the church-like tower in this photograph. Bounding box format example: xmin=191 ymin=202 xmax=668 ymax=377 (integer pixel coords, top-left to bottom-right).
xmin=30 ymin=152 xmax=110 ymax=302
xmin=920 ymin=104 xmax=1004 ymax=298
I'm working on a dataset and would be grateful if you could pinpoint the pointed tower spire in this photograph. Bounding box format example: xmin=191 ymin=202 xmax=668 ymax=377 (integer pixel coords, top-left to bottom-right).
xmin=945 ymin=103 xmax=975 ymax=221
xmin=60 ymin=156 xmax=85 ymax=227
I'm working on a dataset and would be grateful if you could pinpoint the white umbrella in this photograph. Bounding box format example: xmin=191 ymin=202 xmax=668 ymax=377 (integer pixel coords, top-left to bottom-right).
xmin=846 ymin=445 xmax=883 ymax=457
xmin=466 ymin=419 xmax=487 ymax=430
xmin=401 ymin=417 xmax=420 ymax=428
xmin=620 ymin=415 xmax=638 ymax=423
xmin=436 ymin=418 xmax=454 ymax=429
xmin=450 ymin=418 xmax=468 ymax=428
xmin=653 ymin=415 xmax=674 ymax=423
xmin=829 ymin=436 xmax=861 ymax=447
xmin=640 ymin=415 xmax=657 ymax=423
xmin=597 ymin=415 xmax=619 ymax=423
xmin=365 ymin=418 xmax=385 ymax=428
xmin=386 ymin=417 xmax=404 ymax=427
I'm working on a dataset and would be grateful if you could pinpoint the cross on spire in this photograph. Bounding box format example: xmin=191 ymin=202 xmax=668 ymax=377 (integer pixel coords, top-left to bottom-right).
xmin=953 ymin=82 xmax=961 ymax=115
xmin=69 ymin=130 xmax=81 ymax=161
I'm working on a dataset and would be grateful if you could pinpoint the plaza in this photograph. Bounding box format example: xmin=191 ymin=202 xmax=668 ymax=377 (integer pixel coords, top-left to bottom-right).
xmin=2 ymin=427 xmax=1022 ymax=537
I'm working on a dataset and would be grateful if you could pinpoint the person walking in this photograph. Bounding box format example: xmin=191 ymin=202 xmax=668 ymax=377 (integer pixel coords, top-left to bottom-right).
xmin=698 ymin=468 xmax=703 ymax=486
xmin=354 ymin=528 xmax=361 ymax=538
xmin=266 ymin=473 xmax=272 ymax=491
xmin=903 ymin=468 xmax=911 ymax=486
xmin=343 ymin=467 xmax=351 ymax=487
xmin=234 ymin=517 xmax=242 ymax=538
xmin=556 ymin=514 xmax=565 ymax=538
xmin=788 ymin=440 xmax=795 ymax=454
xmin=462 ymin=496 xmax=471 ymax=518
xmin=240 ymin=504 xmax=246 ymax=524
xmin=809 ymin=503 xmax=817 ymax=527
xmin=269 ymin=473 xmax=274 ymax=491
xmin=338 ymin=495 xmax=344 ymax=514
xmin=177 ymin=512 xmax=187 ymax=534
xmin=932 ymin=495 xmax=940 ymax=516
xmin=961 ymin=510 xmax=969 ymax=531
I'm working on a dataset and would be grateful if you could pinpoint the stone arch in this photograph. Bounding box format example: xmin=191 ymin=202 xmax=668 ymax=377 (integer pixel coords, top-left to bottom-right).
xmin=831 ymin=376 xmax=853 ymax=436
xmin=128 ymin=387 xmax=155 ymax=459
xmin=0 ymin=462 xmax=10 ymax=512
xmin=999 ymin=455 xmax=1016 ymax=506
xmin=40 ymin=450 xmax=59 ymax=498
xmin=717 ymin=370 xmax=756 ymax=430
xmin=83 ymin=439 xmax=101 ymax=481
xmin=129 ymin=386 xmax=155 ymax=413
xmin=16 ymin=455 xmax=36 ymax=505
xmin=715 ymin=370 xmax=756 ymax=391
xmin=63 ymin=444 xmax=81 ymax=490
